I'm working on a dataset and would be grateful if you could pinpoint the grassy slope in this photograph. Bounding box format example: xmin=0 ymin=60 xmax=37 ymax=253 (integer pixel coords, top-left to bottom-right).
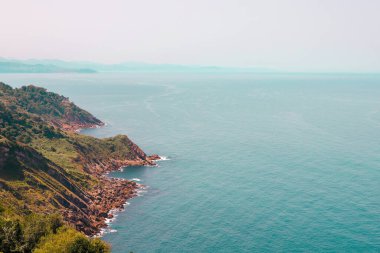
xmin=0 ymin=136 xmax=91 ymax=217
xmin=0 ymin=82 xmax=152 ymax=239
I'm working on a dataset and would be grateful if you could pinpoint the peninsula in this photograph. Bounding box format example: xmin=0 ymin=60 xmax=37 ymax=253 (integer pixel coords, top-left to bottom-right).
xmin=0 ymin=82 xmax=158 ymax=252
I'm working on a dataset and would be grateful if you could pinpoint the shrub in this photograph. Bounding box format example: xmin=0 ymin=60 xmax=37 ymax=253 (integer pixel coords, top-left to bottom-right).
xmin=34 ymin=227 xmax=110 ymax=253
xmin=0 ymin=219 xmax=23 ymax=253
xmin=0 ymin=213 xmax=65 ymax=253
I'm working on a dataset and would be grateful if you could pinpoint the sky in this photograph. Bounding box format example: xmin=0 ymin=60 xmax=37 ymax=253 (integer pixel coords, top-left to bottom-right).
xmin=0 ymin=0 xmax=379 ymax=72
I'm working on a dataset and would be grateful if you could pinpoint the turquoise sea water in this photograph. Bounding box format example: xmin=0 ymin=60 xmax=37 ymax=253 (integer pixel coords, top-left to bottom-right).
xmin=2 ymin=73 xmax=380 ymax=252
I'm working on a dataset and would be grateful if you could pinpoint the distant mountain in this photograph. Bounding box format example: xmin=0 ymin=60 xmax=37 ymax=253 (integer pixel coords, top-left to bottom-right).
xmin=0 ymin=58 xmax=275 ymax=73
xmin=0 ymin=59 xmax=96 ymax=73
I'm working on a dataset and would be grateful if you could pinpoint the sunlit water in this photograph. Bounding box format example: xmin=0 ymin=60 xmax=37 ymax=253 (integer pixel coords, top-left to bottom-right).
xmin=2 ymin=73 xmax=380 ymax=252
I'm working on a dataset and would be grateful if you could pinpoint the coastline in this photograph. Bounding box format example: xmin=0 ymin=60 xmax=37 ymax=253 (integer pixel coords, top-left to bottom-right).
xmin=68 ymin=122 xmax=160 ymax=236
xmin=0 ymin=81 xmax=164 ymax=252
xmin=96 ymin=184 xmax=148 ymax=237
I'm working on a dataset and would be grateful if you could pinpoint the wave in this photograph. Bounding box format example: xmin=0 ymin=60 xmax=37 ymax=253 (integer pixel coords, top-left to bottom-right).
xmin=96 ymin=207 xmax=121 ymax=237
xmin=158 ymin=156 xmax=171 ymax=161
xmin=136 ymin=186 xmax=148 ymax=197
xmin=96 ymin=185 xmax=147 ymax=237
xmin=96 ymin=200 xmax=132 ymax=237
xmin=98 ymin=227 xmax=117 ymax=236
xmin=131 ymin=178 xmax=141 ymax=182
xmin=118 ymin=167 xmax=124 ymax=172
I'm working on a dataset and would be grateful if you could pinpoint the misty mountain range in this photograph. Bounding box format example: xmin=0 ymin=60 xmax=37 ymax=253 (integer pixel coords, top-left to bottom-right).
xmin=0 ymin=58 xmax=274 ymax=73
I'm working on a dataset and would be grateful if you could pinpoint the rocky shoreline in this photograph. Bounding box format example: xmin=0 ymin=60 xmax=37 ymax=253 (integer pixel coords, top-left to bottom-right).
xmin=62 ymin=121 xmax=106 ymax=132
xmin=65 ymin=123 xmax=160 ymax=236
xmin=0 ymin=83 xmax=160 ymax=239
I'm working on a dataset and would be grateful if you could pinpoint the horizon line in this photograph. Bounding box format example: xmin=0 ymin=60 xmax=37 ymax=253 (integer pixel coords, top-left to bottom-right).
xmin=0 ymin=57 xmax=379 ymax=74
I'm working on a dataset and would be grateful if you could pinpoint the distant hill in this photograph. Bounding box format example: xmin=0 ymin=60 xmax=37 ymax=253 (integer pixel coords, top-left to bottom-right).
xmin=0 ymin=60 xmax=96 ymax=73
xmin=0 ymin=58 xmax=275 ymax=73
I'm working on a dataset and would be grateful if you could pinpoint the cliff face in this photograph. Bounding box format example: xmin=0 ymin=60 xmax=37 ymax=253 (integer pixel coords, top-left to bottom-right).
xmin=0 ymin=137 xmax=92 ymax=229
xmin=0 ymin=82 xmax=157 ymax=235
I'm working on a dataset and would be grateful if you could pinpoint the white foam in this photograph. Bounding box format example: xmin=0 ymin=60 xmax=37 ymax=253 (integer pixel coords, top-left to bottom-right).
xmin=158 ymin=156 xmax=171 ymax=161
xmin=97 ymin=227 xmax=117 ymax=236
xmin=136 ymin=187 xmax=148 ymax=197
xmin=95 ymin=185 xmax=147 ymax=238
xmin=131 ymin=178 xmax=141 ymax=182
xmin=96 ymin=203 xmax=126 ymax=237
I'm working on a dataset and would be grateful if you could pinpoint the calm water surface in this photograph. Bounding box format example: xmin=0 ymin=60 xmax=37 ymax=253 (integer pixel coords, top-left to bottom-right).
xmin=2 ymin=73 xmax=380 ymax=252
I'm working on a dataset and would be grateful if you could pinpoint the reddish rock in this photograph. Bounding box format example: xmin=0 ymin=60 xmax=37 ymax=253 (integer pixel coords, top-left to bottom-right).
xmin=55 ymin=123 xmax=159 ymax=236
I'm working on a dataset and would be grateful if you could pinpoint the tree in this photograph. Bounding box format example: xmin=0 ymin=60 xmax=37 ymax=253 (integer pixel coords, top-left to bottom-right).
xmin=0 ymin=219 xmax=23 ymax=253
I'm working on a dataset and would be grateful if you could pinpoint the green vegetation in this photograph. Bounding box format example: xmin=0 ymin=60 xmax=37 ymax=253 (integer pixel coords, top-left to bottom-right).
xmin=12 ymin=85 xmax=101 ymax=126
xmin=0 ymin=213 xmax=109 ymax=253
xmin=0 ymin=83 xmax=102 ymax=133
xmin=0 ymin=214 xmax=62 ymax=252
xmin=0 ymin=82 xmax=149 ymax=252
xmin=0 ymin=99 xmax=62 ymax=143
xmin=35 ymin=227 xmax=109 ymax=253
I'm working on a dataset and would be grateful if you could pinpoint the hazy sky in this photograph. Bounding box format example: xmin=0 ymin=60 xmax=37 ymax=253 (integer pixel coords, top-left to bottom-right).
xmin=1 ymin=0 xmax=379 ymax=72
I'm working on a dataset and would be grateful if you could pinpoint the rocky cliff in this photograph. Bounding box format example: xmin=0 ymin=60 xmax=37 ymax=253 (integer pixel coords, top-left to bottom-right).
xmin=0 ymin=82 xmax=157 ymax=235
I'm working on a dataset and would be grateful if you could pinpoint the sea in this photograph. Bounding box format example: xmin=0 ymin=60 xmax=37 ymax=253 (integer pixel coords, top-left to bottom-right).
xmin=2 ymin=72 xmax=380 ymax=252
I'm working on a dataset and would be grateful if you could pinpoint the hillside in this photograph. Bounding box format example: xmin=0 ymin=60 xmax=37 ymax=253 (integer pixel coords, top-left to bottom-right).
xmin=0 ymin=83 xmax=103 ymax=132
xmin=0 ymin=82 xmax=158 ymax=252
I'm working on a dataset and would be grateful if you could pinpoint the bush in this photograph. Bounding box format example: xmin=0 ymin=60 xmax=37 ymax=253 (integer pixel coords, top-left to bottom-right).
xmin=22 ymin=213 xmax=64 ymax=251
xmin=0 ymin=214 xmax=109 ymax=253
xmin=0 ymin=219 xmax=23 ymax=253
xmin=0 ymin=213 xmax=65 ymax=253
xmin=34 ymin=227 xmax=110 ymax=253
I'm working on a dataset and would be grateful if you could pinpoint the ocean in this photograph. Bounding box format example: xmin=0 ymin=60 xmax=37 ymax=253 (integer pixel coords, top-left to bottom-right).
xmin=2 ymin=72 xmax=380 ymax=252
